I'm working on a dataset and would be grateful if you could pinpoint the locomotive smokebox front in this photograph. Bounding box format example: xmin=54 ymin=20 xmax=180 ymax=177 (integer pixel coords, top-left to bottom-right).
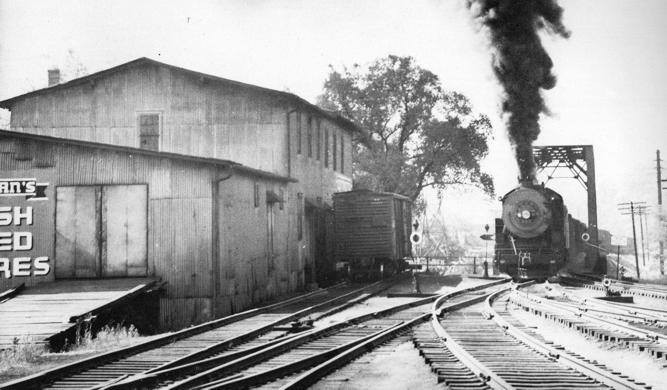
xmin=501 ymin=184 xmax=552 ymax=239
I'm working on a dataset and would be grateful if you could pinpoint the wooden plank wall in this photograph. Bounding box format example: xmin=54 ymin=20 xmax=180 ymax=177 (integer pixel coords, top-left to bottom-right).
xmin=215 ymin=175 xmax=294 ymax=318
xmin=0 ymin=136 xmax=300 ymax=330
xmin=285 ymin=109 xmax=354 ymax=285
xmin=9 ymin=64 xmax=289 ymax=177
xmin=287 ymin=109 xmax=353 ymax=201
xmin=2 ymin=61 xmax=361 ymax=328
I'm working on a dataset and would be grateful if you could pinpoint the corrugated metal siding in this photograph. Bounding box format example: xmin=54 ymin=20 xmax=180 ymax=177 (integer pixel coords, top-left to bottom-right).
xmin=159 ymin=297 xmax=213 ymax=331
xmin=0 ymin=136 xmax=220 ymax=329
xmin=2 ymin=62 xmax=359 ymax=329
xmin=216 ymin=175 xmax=293 ymax=317
xmin=9 ymin=64 xmax=289 ymax=177
xmin=0 ymin=134 xmax=316 ymax=329
xmin=152 ymin=198 xmax=212 ymax=298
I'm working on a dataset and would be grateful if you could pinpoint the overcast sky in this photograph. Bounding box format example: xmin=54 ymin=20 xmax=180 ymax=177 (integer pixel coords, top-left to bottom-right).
xmin=1 ymin=0 xmax=666 ymax=240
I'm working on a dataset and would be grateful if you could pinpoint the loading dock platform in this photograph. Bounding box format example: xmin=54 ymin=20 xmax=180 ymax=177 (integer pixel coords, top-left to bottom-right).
xmin=0 ymin=278 xmax=157 ymax=350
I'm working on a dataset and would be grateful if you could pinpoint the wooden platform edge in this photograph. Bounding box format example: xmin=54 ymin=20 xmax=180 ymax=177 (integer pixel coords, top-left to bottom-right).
xmin=0 ymin=286 xmax=338 ymax=390
xmin=37 ymin=280 xmax=161 ymax=351
xmin=0 ymin=283 xmax=25 ymax=304
xmin=67 ymin=280 xmax=159 ymax=323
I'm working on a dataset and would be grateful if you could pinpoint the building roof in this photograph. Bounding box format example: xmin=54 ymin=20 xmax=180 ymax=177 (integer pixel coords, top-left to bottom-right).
xmin=0 ymin=57 xmax=366 ymax=137
xmin=0 ymin=129 xmax=296 ymax=183
xmin=334 ymin=189 xmax=412 ymax=202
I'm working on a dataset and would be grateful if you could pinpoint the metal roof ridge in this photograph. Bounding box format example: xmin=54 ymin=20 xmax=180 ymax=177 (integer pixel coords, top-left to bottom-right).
xmin=0 ymin=57 xmax=366 ymax=137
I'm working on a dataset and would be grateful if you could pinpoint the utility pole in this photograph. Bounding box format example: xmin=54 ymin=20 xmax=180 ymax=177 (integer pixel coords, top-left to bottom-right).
xmin=638 ymin=206 xmax=646 ymax=266
xmin=638 ymin=206 xmax=650 ymax=263
xmin=616 ymin=245 xmax=621 ymax=280
xmin=619 ymin=201 xmax=644 ymax=279
xmin=658 ymin=150 xmax=663 ymax=205
xmin=658 ymin=150 xmax=666 ymax=274
xmin=631 ymin=202 xmax=640 ymax=278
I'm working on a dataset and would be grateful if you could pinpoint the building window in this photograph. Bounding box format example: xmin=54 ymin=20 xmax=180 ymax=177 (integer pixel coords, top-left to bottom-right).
xmin=297 ymin=192 xmax=303 ymax=241
xmin=267 ymin=203 xmax=275 ymax=269
xmin=316 ymin=119 xmax=321 ymax=161
xmin=307 ymin=116 xmax=313 ymax=158
xmin=266 ymin=190 xmax=281 ymax=271
xmin=254 ymin=182 xmax=260 ymax=207
xmin=333 ymin=130 xmax=337 ymax=171
xmin=340 ymin=134 xmax=344 ymax=174
xmin=138 ymin=113 xmax=160 ymax=151
xmin=324 ymin=125 xmax=329 ymax=168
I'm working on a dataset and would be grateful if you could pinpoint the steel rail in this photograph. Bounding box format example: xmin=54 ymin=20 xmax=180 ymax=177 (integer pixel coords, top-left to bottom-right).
xmin=582 ymin=281 xmax=667 ymax=300
xmin=518 ymin=292 xmax=666 ymax=342
xmin=92 ymin=279 xmax=403 ymax=390
xmin=0 ymin=281 xmax=382 ymax=390
xmin=140 ymin=279 xmax=395 ymax=373
xmin=196 ymin=323 xmax=408 ymax=390
xmin=159 ymin=304 xmax=436 ymax=389
xmin=609 ymin=279 xmax=667 ymax=292
xmin=595 ymin=300 xmax=667 ymax=316
xmin=119 ymin=278 xmax=511 ymax=390
xmin=278 ymin=283 xmax=511 ymax=390
xmin=276 ymin=318 xmax=426 ymax=390
xmin=492 ymin=289 xmax=646 ymax=390
xmin=567 ymin=302 xmax=667 ymax=339
xmin=429 ymin=284 xmax=520 ymax=390
xmin=558 ymin=287 xmax=667 ymax=323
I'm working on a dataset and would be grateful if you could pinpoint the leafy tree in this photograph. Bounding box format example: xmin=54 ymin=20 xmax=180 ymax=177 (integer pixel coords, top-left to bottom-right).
xmin=319 ymin=55 xmax=494 ymax=203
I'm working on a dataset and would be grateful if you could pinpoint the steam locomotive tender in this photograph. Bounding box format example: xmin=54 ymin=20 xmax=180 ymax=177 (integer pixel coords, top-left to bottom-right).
xmin=494 ymin=182 xmax=568 ymax=280
xmin=333 ymin=190 xmax=412 ymax=281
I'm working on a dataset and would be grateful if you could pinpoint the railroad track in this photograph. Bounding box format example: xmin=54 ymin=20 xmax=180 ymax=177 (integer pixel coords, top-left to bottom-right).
xmin=425 ymin=283 xmax=649 ymax=389
xmin=274 ymin=280 xmax=510 ymax=390
xmin=564 ymin=275 xmax=667 ymax=301
xmin=0 ymin=281 xmax=390 ymax=390
xmin=509 ymin=288 xmax=667 ymax=363
xmin=557 ymin=286 xmax=667 ymax=331
xmin=93 ymin=278 xmax=511 ymax=389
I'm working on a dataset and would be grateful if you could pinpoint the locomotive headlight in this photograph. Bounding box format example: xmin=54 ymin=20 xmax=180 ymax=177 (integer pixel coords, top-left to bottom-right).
xmin=516 ymin=209 xmax=531 ymax=219
xmin=503 ymin=188 xmax=551 ymax=238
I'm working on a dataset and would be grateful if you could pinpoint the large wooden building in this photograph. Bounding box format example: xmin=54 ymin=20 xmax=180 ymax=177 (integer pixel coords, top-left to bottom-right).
xmin=0 ymin=58 xmax=361 ymax=329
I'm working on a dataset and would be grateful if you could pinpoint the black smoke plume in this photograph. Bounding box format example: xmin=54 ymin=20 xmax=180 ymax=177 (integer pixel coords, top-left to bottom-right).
xmin=467 ymin=0 xmax=570 ymax=182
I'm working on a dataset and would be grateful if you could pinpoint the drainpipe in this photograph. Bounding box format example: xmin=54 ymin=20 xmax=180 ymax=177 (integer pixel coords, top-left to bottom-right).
xmin=286 ymin=106 xmax=299 ymax=179
xmin=211 ymin=164 xmax=234 ymax=318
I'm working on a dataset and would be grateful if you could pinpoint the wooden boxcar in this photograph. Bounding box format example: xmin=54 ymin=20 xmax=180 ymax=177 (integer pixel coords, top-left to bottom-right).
xmin=333 ymin=190 xmax=412 ymax=280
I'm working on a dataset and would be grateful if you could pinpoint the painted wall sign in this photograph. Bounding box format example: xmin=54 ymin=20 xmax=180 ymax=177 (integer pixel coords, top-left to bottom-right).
xmin=0 ymin=179 xmax=51 ymax=278
xmin=0 ymin=178 xmax=49 ymax=200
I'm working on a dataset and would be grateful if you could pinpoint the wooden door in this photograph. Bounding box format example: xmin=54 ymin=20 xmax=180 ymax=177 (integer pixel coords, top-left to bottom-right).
xmin=55 ymin=186 xmax=101 ymax=278
xmin=55 ymin=184 xmax=148 ymax=278
xmin=102 ymin=185 xmax=148 ymax=277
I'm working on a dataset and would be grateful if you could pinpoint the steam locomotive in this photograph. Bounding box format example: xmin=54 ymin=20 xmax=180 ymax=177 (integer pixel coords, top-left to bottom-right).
xmin=494 ymin=182 xmax=605 ymax=280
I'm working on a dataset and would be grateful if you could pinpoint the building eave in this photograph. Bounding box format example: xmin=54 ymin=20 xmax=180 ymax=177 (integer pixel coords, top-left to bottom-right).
xmin=0 ymin=129 xmax=296 ymax=183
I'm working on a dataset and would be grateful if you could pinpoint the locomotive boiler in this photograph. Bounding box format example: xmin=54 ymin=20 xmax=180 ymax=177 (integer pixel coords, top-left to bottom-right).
xmin=494 ymin=182 xmax=569 ymax=280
